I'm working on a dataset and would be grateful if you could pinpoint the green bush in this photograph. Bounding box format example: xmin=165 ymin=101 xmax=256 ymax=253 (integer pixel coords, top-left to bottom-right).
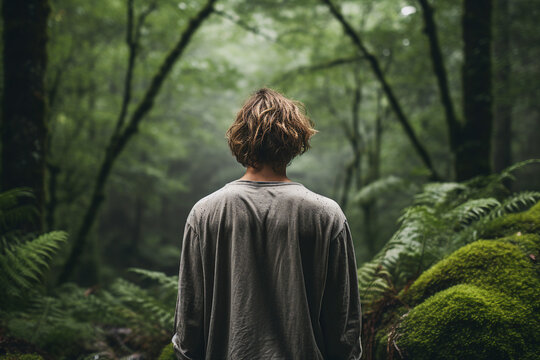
xmin=157 ymin=343 xmax=176 ymax=360
xmin=398 ymin=284 xmax=539 ymax=360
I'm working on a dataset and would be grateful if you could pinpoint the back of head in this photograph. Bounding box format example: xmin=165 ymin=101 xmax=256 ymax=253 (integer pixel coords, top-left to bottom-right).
xmin=226 ymin=88 xmax=317 ymax=170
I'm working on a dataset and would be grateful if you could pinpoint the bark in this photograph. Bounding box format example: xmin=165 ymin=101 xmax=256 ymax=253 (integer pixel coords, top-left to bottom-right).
xmin=321 ymin=0 xmax=441 ymax=181
xmin=45 ymin=162 xmax=60 ymax=230
xmin=492 ymin=0 xmax=512 ymax=173
xmin=1 ymin=0 xmax=50 ymax=232
xmin=58 ymin=0 xmax=217 ymax=284
xmin=458 ymin=0 xmax=493 ymax=180
xmin=417 ymin=0 xmax=460 ymax=151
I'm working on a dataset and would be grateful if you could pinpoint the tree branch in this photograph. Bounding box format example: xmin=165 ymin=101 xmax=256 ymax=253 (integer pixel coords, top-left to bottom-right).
xmin=321 ymin=0 xmax=441 ymax=180
xmin=215 ymin=9 xmax=276 ymax=42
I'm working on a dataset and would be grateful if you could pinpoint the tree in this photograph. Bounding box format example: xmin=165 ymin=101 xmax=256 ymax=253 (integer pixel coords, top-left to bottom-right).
xmin=58 ymin=0 xmax=218 ymax=283
xmin=458 ymin=0 xmax=493 ymax=180
xmin=323 ymin=0 xmax=494 ymax=181
xmin=1 ymin=0 xmax=50 ymax=232
xmin=492 ymin=0 xmax=512 ymax=173
xmin=320 ymin=0 xmax=441 ymax=181
xmin=416 ymin=0 xmax=493 ymax=181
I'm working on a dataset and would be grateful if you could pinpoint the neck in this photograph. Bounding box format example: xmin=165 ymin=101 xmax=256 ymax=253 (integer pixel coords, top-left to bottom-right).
xmin=240 ymin=164 xmax=290 ymax=182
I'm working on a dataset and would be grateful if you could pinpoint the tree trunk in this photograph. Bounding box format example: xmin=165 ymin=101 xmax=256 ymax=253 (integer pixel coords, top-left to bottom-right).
xmin=457 ymin=0 xmax=494 ymax=180
xmin=1 ymin=0 xmax=50 ymax=232
xmin=492 ymin=0 xmax=512 ymax=173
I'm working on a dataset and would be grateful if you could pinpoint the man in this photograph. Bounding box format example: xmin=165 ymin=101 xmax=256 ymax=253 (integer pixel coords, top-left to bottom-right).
xmin=172 ymin=88 xmax=362 ymax=359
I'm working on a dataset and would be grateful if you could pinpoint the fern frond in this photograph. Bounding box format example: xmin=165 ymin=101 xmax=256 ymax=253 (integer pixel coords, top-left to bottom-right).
xmin=413 ymin=182 xmax=466 ymax=208
xmin=129 ymin=268 xmax=178 ymax=292
xmin=0 ymin=231 xmax=67 ymax=302
xmin=0 ymin=188 xmax=38 ymax=235
xmin=487 ymin=191 xmax=540 ymax=219
xmin=498 ymin=158 xmax=540 ymax=182
xmin=445 ymin=198 xmax=500 ymax=227
xmin=354 ymin=176 xmax=407 ymax=205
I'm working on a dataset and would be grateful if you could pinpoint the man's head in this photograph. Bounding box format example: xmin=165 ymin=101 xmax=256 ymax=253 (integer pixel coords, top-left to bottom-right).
xmin=226 ymin=88 xmax=317 ymax=171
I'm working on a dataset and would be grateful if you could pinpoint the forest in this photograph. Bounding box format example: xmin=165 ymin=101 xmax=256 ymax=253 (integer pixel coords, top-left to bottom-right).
xmin=1 ymin=0 xmax=539 ymax=359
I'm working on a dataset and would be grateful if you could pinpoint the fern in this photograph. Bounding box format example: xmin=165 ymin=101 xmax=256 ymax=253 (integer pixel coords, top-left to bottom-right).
xmin=357 ymin=159 xmax=540 ymax=308
xmin=0 ymin=231 xmax=67 ymax=303
xmin=0 ymin=188 xmax=38 ymax=236
xmin=354 ymin=176 xmax=409 ymax=205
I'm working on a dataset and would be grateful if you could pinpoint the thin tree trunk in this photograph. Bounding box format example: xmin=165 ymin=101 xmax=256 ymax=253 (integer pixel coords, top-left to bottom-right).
xmin=458 ymin=0 xmax=493 ymax=180
xmin=1 ymin=0 xmax=50 ymax=232
xmin=58 ymin=0 xmax=217 ymax=284
xmin=321 ymin=0 xmax=441 ymax=181
xmin=492 ymin=0 xmax=512 ymax=173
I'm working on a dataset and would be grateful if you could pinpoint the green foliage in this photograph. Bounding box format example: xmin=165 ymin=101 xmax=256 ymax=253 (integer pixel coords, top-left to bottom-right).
xmin=0 ymin=188 xmax=37 ymax=236
xmin=0 ymin=188 xmax=68 ymax=308
xmin=3 ymin=269 xmax=178 ymax=359
xmin=357 ymin=160 xmax=540 ymax=306
xmin=481 ymin=200 xmax=540 ymax=239
xmin=0 ymin=354 xmax=44 ymax=360
xmin=0 ymin=231 xmax=67 ymax=304
xmin=157 ymin=343 xmax=176 ymax=360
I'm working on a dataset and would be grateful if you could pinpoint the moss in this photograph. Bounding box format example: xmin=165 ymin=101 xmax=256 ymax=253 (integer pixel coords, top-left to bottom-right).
xmin=481 ymin=201 xmax=540 ymax=238
xmin=157 ymin=343 xmax=176 ymax=360
xmin=0 ymin=355 xmax=44 ymax=360
xmin=403 ymin=234 xmax=540 ymax=306
xmin=398 ymin=284 xmax=539 ymax=360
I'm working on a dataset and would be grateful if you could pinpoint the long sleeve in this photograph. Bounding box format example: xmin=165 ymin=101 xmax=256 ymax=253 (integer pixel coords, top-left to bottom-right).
xmin=320 ymin=221 xmax=362 ymax=360
xmin=172 ymin=222 xmax=205 ymax=360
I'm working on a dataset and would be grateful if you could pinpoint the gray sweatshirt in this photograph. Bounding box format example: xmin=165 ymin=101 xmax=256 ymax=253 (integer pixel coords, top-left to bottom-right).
xmin=172 ymin=180 xmax=362 ymax=360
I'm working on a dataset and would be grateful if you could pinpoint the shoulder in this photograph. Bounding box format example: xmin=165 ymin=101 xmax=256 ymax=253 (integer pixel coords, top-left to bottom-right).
xmin=296 ymin=186 xmax=344 ymax=217
xmin=296 ymin=186 xmax=347 ymax=230
xmin=185 ymin=184 xmax=234 ymax=225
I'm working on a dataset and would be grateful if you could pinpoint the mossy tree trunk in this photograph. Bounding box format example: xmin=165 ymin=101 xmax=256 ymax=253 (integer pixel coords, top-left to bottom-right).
xmin=457 ymin=0 xmax=494 ymax=181
xmin=1 ymin=0 xmax=50 ymax=233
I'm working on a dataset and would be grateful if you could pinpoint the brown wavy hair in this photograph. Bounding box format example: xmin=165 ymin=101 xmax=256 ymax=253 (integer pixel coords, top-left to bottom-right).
xmin=226 ymin=88 xmax=317 ymax=170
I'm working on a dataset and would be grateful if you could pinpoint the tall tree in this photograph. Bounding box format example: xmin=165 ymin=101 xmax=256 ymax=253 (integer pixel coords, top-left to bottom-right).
xmin=417 ymin=0 xmax=494 ymax=181
xmin=58 ymin=0 xmax=218 ymax=283
xmin=492 ymin=0 xmax=512 ymax=173
xmin=1 ymin=0 xmax=50 ymax=232
xmin=459 ymin=0 xmax=494 ymax=180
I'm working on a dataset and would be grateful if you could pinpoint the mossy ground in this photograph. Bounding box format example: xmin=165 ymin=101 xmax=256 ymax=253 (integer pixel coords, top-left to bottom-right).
xmin=157 ymin=343 xmax=175 ymax=360
xmin=0 ymin=355 xmax=43 ymax=360
xmin=395 ymin=203 xmax=540 ymax=360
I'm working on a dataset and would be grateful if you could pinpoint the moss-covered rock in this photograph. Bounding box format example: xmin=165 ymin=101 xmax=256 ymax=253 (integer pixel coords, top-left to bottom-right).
xmin=481 ymin=201 xmax=540 ymax=238
xmin=396 ymin=205 xmax=540 ymax=360
xmin=157 ymin=343 xmax=176 ymax=360
xmin=398 ymin=284 xmax=539 ymax=360
xmin=404 ymin=234 xmax=540 ymax=306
